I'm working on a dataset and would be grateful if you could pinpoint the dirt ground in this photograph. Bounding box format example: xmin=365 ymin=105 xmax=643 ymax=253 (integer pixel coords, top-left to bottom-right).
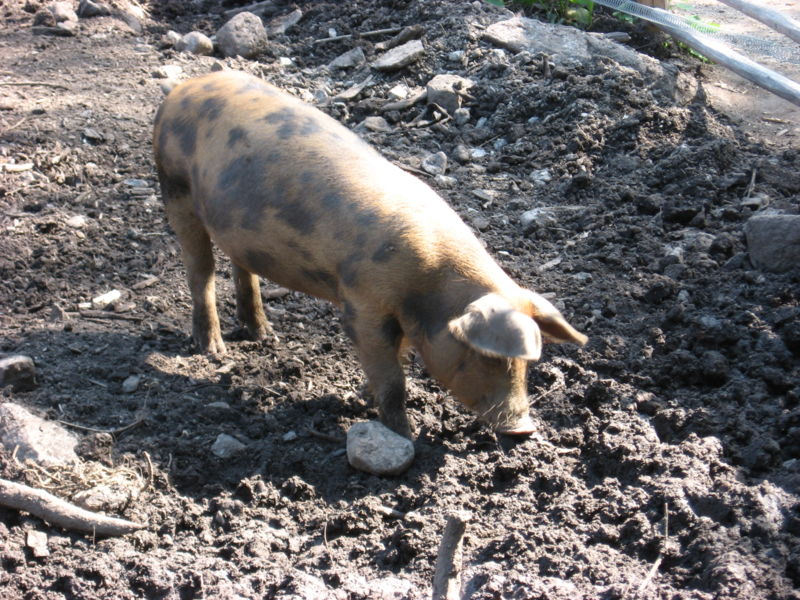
xmin=1 ymin=0 xmax=799 ymax=598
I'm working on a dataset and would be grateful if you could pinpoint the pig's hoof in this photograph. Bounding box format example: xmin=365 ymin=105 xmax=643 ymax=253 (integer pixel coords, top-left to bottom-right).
xmin=381 ymin=417 xmax=415 ymax=441
xmin=248 ymin=323 xmax=274 ymax=342
xmin=495 ymin=413 xmax=536 ymax=436
xmin=195 ymin=332 xmax=227 ymax=356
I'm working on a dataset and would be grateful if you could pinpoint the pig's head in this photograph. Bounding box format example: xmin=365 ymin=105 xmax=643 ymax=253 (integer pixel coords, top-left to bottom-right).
xmin=426 ymin=290 xmax=587 ymax=435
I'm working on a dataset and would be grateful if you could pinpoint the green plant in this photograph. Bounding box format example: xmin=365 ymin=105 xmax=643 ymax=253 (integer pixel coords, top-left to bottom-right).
xmin=484 ymin=0 xmax=596 ymax=28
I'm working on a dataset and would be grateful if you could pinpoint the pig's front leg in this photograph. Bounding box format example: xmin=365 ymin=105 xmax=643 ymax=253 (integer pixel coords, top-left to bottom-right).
xmin=343 ymin=303 xmax=413 ymax=439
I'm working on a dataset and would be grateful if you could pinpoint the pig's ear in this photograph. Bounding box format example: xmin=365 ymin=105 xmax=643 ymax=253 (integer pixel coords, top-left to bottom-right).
xmin=448 ymin=294 xmax=542 ymax=360
xmin=524 ymin=290 xmax=588 ymax=346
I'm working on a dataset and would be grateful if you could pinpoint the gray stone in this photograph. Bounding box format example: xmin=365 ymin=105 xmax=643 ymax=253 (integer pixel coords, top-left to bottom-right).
xmin=65 ymin=214 xmax=87 ymax=228
xmin=484 ymin=17 xmax=679 ymax=98
xmin=217 ymin=11 xmax=268 ymax=59
xmin=372 ymin=39 xmax=424 ymax=71
xmin=744 ymin=213 xmax=800 ymax=273
xmin=77 ymin=0 xmax=110 ymax=18
xmin=176 ymin=31 xmax=214 ymax=56
xmin=421 ymin=151 xmax=448 ymax=176
xmin=0 ymin=355 xmax=36 ymax=391
xmin=453 ymin=144 xmax=471 ymax=163
xmin=160 ymin=30 xmax=182 ymax=47
xmin=453 ymin=107 xmax=470 ymax=126
xmin=211 ymin=433 xmax=246 ymax=458
xmin=153 ymin=64 xmax=183 ymax=80
xmin=357 ymin=116 xmax=392 ymax=133
xmin=50 ymin=1 xmax=78 ymax=22
xmin=520 ymin=207 xmax=559 ymax=231
xmin=426 ymin=74 xmax=474 ymax=115
xmin=347 ymin=421 xmax=415 ymax=476
xmin=33 ymin=9 xmax=56 ymax=26
xmin=434 ymin=174 xmax=457 ymax=188
xmin=267 ymin=7 xmax=302 ymax=36
xmin=0 ymin=402 xmax=79 ymax=466
xmin=73 ymin=483 xmax=133 ymax=512
xmin=122 ymin=375 xmax=140 ymax=394
xmin=472 ymin=216 xmax=490 ymax=231
xmin=329 ymin=47 xmax=366 ymax=70
xmin=26 ymin=531 xmax=49 ymax=558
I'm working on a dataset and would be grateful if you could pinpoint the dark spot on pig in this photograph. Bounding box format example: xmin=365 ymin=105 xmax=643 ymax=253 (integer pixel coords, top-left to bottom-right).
xmin=235 ymin=79 xmax=277 ymax=96
xmin=244 ymin=250 xmax=276 ymax=273
xmin=202 ymin=82 xmax=219 ymax=92
xmin=198 ymin=97 xmax=226 ymax=121
xmin=276 ymin=200 xmax=317 ymax=234
xmin=402 ymin=292 xmax=447 ymax=339
xmin=227 ymin=127 xmax=247 ymax=148
xmin=342 ymin=302 xmax=357 ymax=343
xmin=169 ymin=118 xmax=197 ymax=157
xmin=348 ymin=203 xmax=378 ymax=227
xmin=322 ymin=192 xmax=343 ymax=211
xmin=277 ymin=121 xmax=296 ymax=140
xmin=302 ymin=269 xmax=336 ymax=292
xmin=337 ymin=254 xmax=362 ymax=288
xmin=372 ymin=241 xmax=395 ymax=263
xmin=219 ymin=153 xmax=317 ymax=234
xmin=180 ymin=96 xmax=191 ymax=111
xmin=299 ymin=116 xmax=321 ymax=137
xmin=300 ymin=171 xmax=314 ymax=184
xmin=288 ymin=240 xmax=312 ymax=262
xmin=263 ymin=107 xmax=295 ymax=124
xmin=381 ymin=316 xmax=403 ymax=349
xmin=157 ymin=172 xmax=188 ymax=204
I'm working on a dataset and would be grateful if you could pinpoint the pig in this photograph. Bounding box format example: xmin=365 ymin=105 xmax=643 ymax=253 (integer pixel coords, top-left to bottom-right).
xmin=153 ymin=70 xmax=587 ymax=440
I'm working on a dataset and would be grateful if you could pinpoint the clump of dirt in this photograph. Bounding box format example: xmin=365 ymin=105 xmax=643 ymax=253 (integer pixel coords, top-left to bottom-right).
xmin=1 ymin=0 xmax=798 ymax=598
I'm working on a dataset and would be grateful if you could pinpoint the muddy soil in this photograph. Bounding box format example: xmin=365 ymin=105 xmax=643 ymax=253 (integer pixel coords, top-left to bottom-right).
xmin=1 ymin=0 xmax=799 ymax=598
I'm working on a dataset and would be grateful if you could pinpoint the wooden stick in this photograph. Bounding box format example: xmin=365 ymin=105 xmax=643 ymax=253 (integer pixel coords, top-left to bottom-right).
xmin=222 ymin=0 xmax=276 ymax=19
xmin=431 ymin=511 xmax=471 ymax=600
xmin=716 ymin=0 xmax=800 ymax=45
xmin=0 ymin=478 xmax=145 ymax=536
xmin=78 ymin=309 xmax=142 ymax=322
xmin=657 ymin=22 xmax=800 ymax=107
xmin=0 ymin=81 xmax=69 ymax=90
xmin=313 ymin=26 xmax=403 ymax=45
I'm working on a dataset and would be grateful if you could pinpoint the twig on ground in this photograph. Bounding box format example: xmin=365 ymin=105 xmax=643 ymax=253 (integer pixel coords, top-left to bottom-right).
xmin=141 ymin=451 xmax=154 ymax=493
xmin=57 ymin=417 xmax=145 ymax=437
xmin=0 ymin=477 xmax=144 ymax=536
xmin=634 ymin=501 xmax=669 ymax=599
xmin=306 ymin=427 xmax=345 ymax=444
xmin=78 ymin=310 xmax=143 ymax=322
xmin=431 ymin=510 xmax=471 ymax=600
xmin=314 ymin=26 xmax=403 ymax=45
xmin=0 ymin=81 xmax=68 ymax=90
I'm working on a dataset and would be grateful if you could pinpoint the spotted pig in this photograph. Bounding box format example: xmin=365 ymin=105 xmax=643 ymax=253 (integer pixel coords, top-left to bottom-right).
xmin=153 ymin=70 xmax=587 ymax=439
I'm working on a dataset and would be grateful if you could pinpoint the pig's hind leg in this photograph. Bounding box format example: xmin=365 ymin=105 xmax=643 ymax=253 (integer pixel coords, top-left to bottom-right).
xmin=232 ymin=264 xmax=274 ymax=341
xmin=162 ymin=182 xmax=227 ymax=355
xmin=344 ymin=305 xmax=413 ymax=439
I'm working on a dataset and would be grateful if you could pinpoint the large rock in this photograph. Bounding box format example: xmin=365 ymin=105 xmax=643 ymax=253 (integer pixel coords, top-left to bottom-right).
xmin=347 ymin=421 xmax=414 ymax=476
xmin=217 ymin=11 xmax=268 ymax=59
xmin=0 ymin=355 xmax=36 ymax=391
xmin=744 ymin=213 xmax=800 ymax=272
xmin=426 ymin=74 xmax=474 ymax=115
xmin=0 ymin=403 xmax=79 ymax=466
xmin=483 ymin=17 xmax=679 ymax=98
xmin=372 ymin=39 xmax=424 ymax=71
xmin=175 ymin=31 xmax=214 ymax=56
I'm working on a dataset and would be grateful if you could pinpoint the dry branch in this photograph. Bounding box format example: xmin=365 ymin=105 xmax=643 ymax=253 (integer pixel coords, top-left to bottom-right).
xmin=0 ymin=478 xmax=145 ymax=536
xmin=0 ymin=81 xmax=69 ymax=90
xmin=431 ymin=511 xmax=471 ymax=600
